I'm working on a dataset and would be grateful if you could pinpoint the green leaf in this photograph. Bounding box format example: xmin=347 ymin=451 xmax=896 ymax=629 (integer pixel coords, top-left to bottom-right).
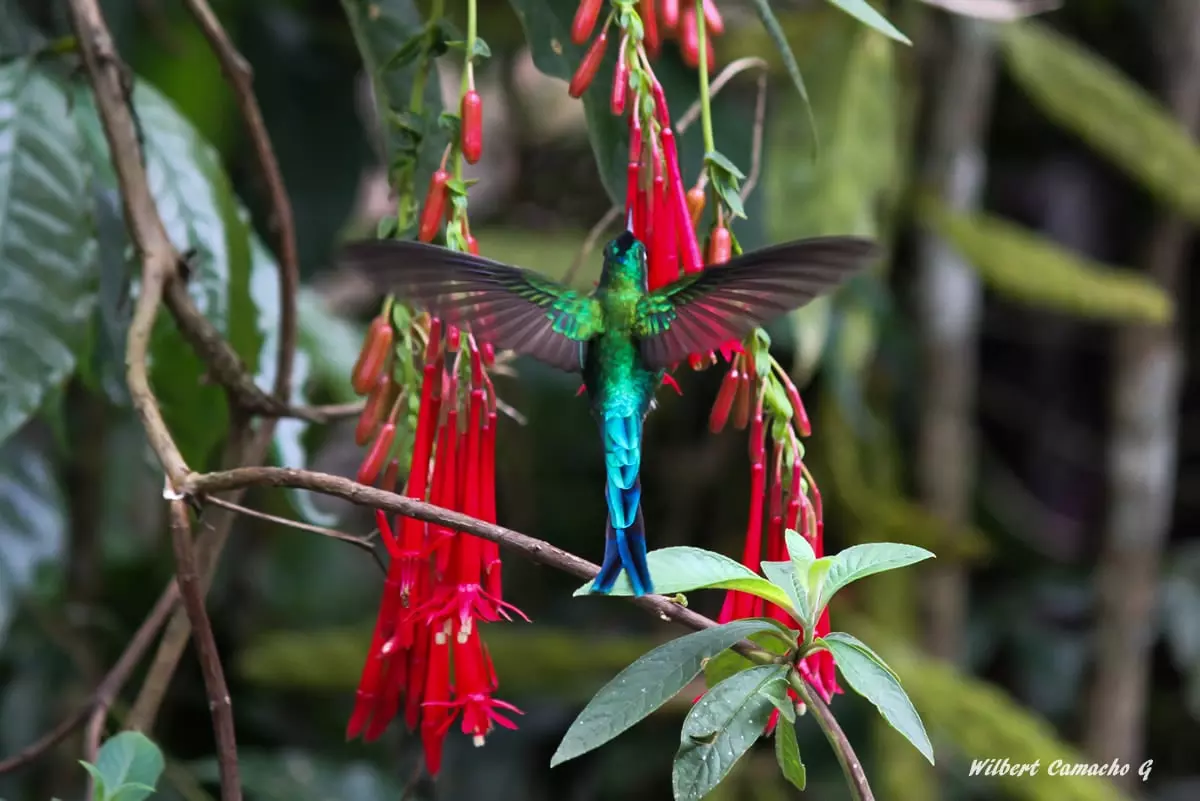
xmin=88 ymin=731 xmax=165 ymax=801
xmin=774 ymin=718 xmax=807 ymax=791
xmin=760 ymin=560 xmax=811 ymax=629
xmin=0 ymin=59 xmax=97 ymax=445
xmin=825 ymin=0 xmax=910 ymax=45
xmin=673 ymin=665 xmax=788 ymax=801
xmin=80 ymin=762 xmax=106 ymax=800
xmin=824 ymin=632 xmax=934 ymax=764
xmin=920 ymin=198 xmax=1172 ymax=324
xmin=785 ymin=529 xmax=817 ymax=569
xmin=343 ymin=0 xmax=447 ymax=237
xmin=572 ymin=546 xmax=795 ymax=610
xmin=1002 ymin=21 xmax=1200 ymax=222
xmin=0 ymin=428 xmax=67 ymax=646
xmin=819 ymin=542 xmax=934 ymax=610
xmin=703 ymin=633 xmax=792 ymax=690
xmin=551 ymin=619 xmax=781 ymax=767
xmin=748 ymin=0 xmax=818 ymax=154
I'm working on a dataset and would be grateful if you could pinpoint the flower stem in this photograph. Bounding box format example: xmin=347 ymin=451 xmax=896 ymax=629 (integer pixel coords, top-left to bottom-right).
xmin=789 ymin=672 xmax=875 ymax=801
xmin=694 ymin=0 xmax=715 ymax=155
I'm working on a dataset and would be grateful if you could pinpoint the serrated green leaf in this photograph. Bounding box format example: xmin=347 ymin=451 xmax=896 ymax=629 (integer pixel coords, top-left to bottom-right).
xmin=819 ymin=543 xmax=935 ymax=610
xmin=572 ymin=546 xmax=795 ymax=610
xmin=748 ymin=0 xmax=818 ymax=155
xmin=0 ymin=428 xmax=67 ymax=646
xmin=824 ymin=632 xmax=934 ymax=764
xmin=0 ymin=59 xmax=97 ymax=445
xmin=703 ymin=633 xmax=791 ymax=689
xmin=920 ymin=198 xmax=1172 ymax=324
xmin=673 ymin=665 xmax=788 ymax=801
xmin=774 ymin=718 xmax=806 ymax=791
xmin=1002 ymin=21 xmax=1200 ymax=222
xmin=90 ymin=731 xmax=164 ymax=801
xmin=551 ymin=619 xmax=782 ymax=767
xmin=826 ymin=0 xmax=910 ymax=44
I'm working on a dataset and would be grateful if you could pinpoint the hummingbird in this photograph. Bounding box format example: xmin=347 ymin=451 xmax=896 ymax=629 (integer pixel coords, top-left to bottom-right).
xmin=342 ymin=230 xmax=878 ymax=597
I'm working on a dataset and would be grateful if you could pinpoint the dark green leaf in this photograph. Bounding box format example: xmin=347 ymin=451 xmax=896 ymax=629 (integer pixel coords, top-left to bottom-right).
xmin=826 ymin=0 xmax=910 ymax=44
xmin=572 ymin=546 xmax=795 ymax=609
xmin=747 ymin=0 xmax=817 ymax=154
xmin=87 ymin=731 xmax=164 ymax=801
xmin=673 ymin=665 xmax=788 ymax=801
xmin=0 ymin=60 xmax=97 ymax=444
xmin=343 ymin=0 xmax=447 ymax=237
xmin=824 ymin=631 xmax=934 ymax=763
xmin=0 ymin=428 xmax=66 ymax=646
xmin=761 ymin=560 xmax=810 ymax=629
xmin=704 ymin=150 xmax=745 ymax=181
xmin=703 ymin=633 xmax=791 ymax=690
xmin=551 ymin=619 xmax=782 ymax=767
xmin=774 ymin=718 xmax=806 ymax=791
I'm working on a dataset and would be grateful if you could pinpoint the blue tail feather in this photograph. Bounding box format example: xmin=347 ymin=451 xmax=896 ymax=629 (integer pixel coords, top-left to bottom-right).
xmin=592 ymin=412 xmax=654 ymax=596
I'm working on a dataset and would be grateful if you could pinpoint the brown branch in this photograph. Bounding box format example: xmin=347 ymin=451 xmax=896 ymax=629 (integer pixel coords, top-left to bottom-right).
xmin=739 ymin=70 xmax=768 ymax=203
xmin=179 ymin=466 xmax=870 ymax=795
xmin=180 ymin=0 xmax=299 ymax=405
xmin=791 ymin=674 xmax=873 ymax=801
xmin=168 ymin=500 xmax=241 ymax=801
xmin=0 ymin=582 xmax=177 ymax=775
xmin=67 ymin=0 xmax=188 ymax=486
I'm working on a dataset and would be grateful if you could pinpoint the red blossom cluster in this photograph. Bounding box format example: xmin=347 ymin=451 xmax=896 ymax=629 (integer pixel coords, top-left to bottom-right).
xmin=347 ymin=315 xmax=525 ymax=775
xmin=572 ymin=0 xmax=724 ymax=70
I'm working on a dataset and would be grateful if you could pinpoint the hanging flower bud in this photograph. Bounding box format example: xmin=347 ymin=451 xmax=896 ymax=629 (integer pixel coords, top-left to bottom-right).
xmin=641 ymin=0 xmax=660 ymax=57
xmin=418 ymin=169 xmax=450 ymax=243
xmin=707 ymin=225 xmax=732 ymax=265
xmin=702 ymin=0 xmax=725 ymax=36
xmin=467 ymin=232 xmax=480 ymax=255
xmin=571 ymin=0 xmax=604 ymax=46
xmin=355 ymin=374 xmax=392 ymax=446
xmin=381 ymin=458 xmax=401 ymax=493
xmin=680 ymin=6 xmax=699 ymax=68
xmin=662 ymin=0 xmax=680 ymax=30
xmin=570 ymin=30 xmax=608 ymax=98
xmin=686 ymin=185 xmax=706 ymax=227
xmin=709 ymin=363 xmax=741 ymax=433
xmin=352 ymin=316 xmax=394 ymax=395
xmin=611 ymin=51 xmax=629 ymax=116
xmin=461 ymin=90 xmax=483 ymax=164
xmin=358 ymin=422 xmax=396 ymax=486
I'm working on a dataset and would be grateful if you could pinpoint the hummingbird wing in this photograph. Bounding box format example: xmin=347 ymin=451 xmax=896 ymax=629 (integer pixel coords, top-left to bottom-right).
xmin=342 ymin=239 xmax=604 ymax=372
xmin=634 ymin=236 xmax=878 ymax=371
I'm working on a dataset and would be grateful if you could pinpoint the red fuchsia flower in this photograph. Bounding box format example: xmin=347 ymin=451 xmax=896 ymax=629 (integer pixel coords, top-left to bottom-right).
xmin=346 ymin=249 xmax=527 ymax=775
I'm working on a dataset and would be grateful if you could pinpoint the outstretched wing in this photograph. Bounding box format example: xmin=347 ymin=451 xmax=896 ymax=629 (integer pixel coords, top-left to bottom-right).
xmin=634 ymin=236 xmax=878 ymax=371
xmin=342 ymin=239 xmax=603 ymax=372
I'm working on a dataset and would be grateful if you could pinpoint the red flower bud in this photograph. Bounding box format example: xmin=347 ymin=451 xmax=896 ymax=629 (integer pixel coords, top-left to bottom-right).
xmin=702 ymin=0 xmax=725 ymax=36
xmin=570 ymin=31 xmax=608 ymax=98
xmin=784 ymin=380 xmax=812 ymax=437
xmin=461 ymin=90 xmax=483 ymax=164
xmin=708 ymin=225 xmax=731 ymax=265
xmin=358 ymin=422 xmax=396 ymax=486
xmin=611 ymin=53 xmax=629 ymax=116
xmin=641 ymin=0 xmax=660 ymax=57
xmin=418 ymin=169 xmax=450 ymax=243
xmin=662 ymin=0 xmax=680 ymax=29
xmin=571 ymin=0 xmax=604 ymax=46
xmin=352 ymin=315 xmax=393 ymax=395
xmin=355 ymin=373 xmax=392 ymax=446
xmin=681 ymin=7 xmax=699 ymax=68
xmin=381 ymin=458 xmax=400 ymax=493
xmin=709 ymin=365 xmax=740 ymax=433
xmin=732 ymin=371 xmax=751 ymax=430
xmin=686 ymin=186 xmax=706 ymax=227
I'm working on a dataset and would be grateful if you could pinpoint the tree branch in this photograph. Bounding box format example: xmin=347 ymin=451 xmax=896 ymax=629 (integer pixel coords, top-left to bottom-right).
xmin=180 ymin=0 xmax=299 ymax=405
xmin=167 ymin=500 xmax=241 ymax=800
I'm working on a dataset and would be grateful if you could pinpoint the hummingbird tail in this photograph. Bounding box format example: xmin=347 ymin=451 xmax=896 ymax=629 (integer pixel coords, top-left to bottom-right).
xmin=591 ymin=414 xmax=654 ymax=596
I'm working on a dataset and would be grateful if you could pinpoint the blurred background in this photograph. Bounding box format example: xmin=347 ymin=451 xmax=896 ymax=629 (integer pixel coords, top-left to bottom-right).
xmin=2 ymin=0 xmax=1200 ymax=799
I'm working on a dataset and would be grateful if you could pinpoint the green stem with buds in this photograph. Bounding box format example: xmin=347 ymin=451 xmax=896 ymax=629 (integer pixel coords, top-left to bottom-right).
xmin=694 ymin=0 xmax=715 ymax=155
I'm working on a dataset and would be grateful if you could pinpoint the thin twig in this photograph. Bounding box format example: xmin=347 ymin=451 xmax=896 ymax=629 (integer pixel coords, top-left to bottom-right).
xmin=791 ymin=676 xmax=874 ymax=801
xmin=564 ymin=56 xmax=770 ymax=286
xmin=0 ymin=584 xmax=177 ymax=775
xmin=167 ymin=500 xmax=241 ymax=801
xmin=204 ymin=496 xmax=384 ymax=570
xmin=180 ymin=0 xmax=299 ymax=405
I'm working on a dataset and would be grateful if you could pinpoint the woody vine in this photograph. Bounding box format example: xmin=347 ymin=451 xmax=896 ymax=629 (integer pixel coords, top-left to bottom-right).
xmin=0 ymin=1 xmax=933 ymax=801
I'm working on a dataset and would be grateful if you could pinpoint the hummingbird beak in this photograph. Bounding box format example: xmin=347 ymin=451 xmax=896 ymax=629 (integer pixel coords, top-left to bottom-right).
xmin=625 ymin=206 xmax=635 ymax=234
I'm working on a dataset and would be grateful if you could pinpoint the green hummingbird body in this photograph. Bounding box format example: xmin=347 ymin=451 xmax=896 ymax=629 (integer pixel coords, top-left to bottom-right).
xmin=342 ymin=228 xmax=878 ymax=597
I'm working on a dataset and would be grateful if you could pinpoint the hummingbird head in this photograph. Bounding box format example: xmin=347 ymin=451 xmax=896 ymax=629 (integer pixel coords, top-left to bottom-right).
xmin=599 ymin=231 xmax=648 ymax=291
